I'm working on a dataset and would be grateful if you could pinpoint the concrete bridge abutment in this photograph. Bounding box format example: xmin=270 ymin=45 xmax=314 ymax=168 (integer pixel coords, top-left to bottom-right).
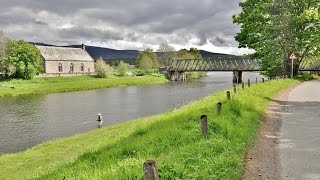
xmin=233 ymin=71 xmax=243 ymax=84
xmin=169 ymin=71 xmax=186 ymax=81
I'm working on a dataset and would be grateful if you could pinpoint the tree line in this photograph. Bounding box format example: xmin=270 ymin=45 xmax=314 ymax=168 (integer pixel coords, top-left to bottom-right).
xmin=0 ymin=30 xmax=204 ymax=80
xmin=134 ymin=43 xmax=203 ymax=70
xmin=96 ymin=43 xmax=204 ymax=78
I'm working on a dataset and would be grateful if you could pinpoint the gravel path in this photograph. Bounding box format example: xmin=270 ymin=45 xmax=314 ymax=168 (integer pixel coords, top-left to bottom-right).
xmin=243 ymin=80 xmax=320 ymax=180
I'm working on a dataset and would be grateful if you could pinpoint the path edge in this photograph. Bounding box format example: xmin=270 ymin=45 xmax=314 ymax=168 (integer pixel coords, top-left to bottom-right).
xmin=242 ymin=82 xmax=303 ymax=180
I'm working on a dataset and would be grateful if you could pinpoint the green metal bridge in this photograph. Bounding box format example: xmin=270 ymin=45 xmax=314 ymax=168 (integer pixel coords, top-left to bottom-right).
xmin=164 ymin=57 xmax=320 ymax=81
xmin=167 ymin=58 xmax=260 ymax=72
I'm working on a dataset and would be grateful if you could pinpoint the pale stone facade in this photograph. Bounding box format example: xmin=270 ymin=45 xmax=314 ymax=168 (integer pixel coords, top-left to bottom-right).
xmin=36 ymin=45 xmax=95 ymax=75
xmin=44 ymin=60 xmax=94 ymax=74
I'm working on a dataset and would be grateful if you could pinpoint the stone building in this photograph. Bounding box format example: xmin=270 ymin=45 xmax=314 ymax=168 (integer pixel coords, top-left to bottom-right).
xmin=36 ymin=45 xmax=95 ymax=75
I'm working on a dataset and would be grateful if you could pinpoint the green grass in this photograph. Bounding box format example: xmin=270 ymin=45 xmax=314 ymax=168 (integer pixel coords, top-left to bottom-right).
xmin=294 ymin=73 xmax=319 ymax=81
xmin=0 ymin=79 xmax=299 ymax=179
xmin=0 ymin=75 xmax=168 ymax=97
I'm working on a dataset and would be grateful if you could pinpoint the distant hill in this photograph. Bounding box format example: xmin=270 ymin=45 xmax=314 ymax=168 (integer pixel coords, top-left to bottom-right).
xmin=31 ymin=43 xmax=241 ymax=64
xmin=66 ymin=45 xmax=138 ymax=61
xmin=199 ymin=50 xmax=239 ymax=58
xmin=68 ymin=46 xmax=239 ymax=60
xmin=70 ymin=45 xmax=239 ymax=60
xmin=31 ymin=43 xmax=138 ymax=64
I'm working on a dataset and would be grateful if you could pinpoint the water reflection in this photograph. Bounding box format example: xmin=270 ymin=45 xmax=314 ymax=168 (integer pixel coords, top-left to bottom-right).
xmin=0 ymin=72 xmax=265 ymax=153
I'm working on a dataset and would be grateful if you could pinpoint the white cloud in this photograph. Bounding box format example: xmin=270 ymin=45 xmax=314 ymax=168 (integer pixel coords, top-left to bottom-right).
xmin=0 ymin=0 xmax=250 ymax=55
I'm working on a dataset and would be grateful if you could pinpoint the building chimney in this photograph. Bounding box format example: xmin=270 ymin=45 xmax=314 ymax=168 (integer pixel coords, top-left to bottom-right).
xmin=81 ymin=43 xmax=85 ymax=51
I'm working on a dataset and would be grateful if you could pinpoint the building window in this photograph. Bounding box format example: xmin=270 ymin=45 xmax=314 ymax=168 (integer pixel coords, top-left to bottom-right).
xmin=58 ymin=63 xmax=63 ymax=73
xmin=81 ymin=63 xmax=84 ymax=72
xmin=70 ymin=63 xmax=74 ymax=72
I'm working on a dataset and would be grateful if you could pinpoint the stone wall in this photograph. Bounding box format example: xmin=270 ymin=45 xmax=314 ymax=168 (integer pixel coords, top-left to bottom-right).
xmin=44 ymin=60 xmax=95 ymax=74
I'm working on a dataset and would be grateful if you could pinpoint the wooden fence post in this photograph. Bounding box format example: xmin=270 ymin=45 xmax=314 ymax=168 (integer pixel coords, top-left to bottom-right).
xmin=226 ymin=91 xmax=231 ymax=100
xmin=200 ymin=115 xmax=208 ymax=137
xmin=143 ymin=159 xmax=159 ymax=180
xmin=233 ymin=84 xmax=237 ymax=93
xmin=217 ymin=102 xmax=222 ymax=114
xmin=248 ymin=79 xmax=251 ymax=87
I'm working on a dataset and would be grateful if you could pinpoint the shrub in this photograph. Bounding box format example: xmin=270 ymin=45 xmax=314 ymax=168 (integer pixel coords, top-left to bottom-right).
xmin=133 ymin=69 xmax=145 ymax=76
xmin=186 ymin=72 xmax=207 ymax=79
xmin=295 ymin=73 xmax=318 ymax=81
xmin=145 ymin=69 xmax=156 ymax=75
xmin=136 ymin=49 xmax=159 ymax=69
xmin=116 ymin=61 xmax=128 ymax=76
xmin=94 ymin=58 xmax=113 ymax=78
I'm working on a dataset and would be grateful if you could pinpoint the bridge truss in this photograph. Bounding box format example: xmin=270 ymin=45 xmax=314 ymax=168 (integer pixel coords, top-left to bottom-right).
xmin=166 ymin=58 xmax=320 ymax=72
xmin=167 ymin=58 xmax=260 ymax=71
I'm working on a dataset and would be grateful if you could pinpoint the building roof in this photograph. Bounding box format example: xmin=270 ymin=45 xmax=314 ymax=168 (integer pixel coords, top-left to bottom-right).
xmin=36 ymin=45 xmax=94 ymax=62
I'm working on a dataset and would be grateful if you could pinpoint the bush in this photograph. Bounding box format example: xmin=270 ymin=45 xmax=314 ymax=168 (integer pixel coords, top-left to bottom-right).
xmin=186 ymin=72 xmax=207 ymax=79
xmin=94 ymin=58 xmax=114 ymax=78
xmin=135 ymin=49 xmax=159 ymax=69
xmin=132 ymin=69 xmax=161 ymax=76
xmin=145 ymin=69 xmax=157 ymax=75
xmin=116 ymin=61 xmax=128 ymax=76
xmin=133 ymin=69 xmax=145 ymax=76
xmin=151 ymin=73 xmax=164 ymax=77
xmin=295 ymin=73 xmax=318 ymax=81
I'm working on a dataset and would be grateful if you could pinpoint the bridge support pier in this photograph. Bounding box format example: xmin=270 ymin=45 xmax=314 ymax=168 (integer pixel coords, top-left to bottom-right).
xmin=169 ymin=71 xmax=186 ymax=81
xmin=233 ymin=71 xmax=242 ymax=84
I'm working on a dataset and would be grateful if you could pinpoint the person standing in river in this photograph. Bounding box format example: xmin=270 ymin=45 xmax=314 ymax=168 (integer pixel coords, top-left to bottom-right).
xmin=97 ymin=113 xmax=103 ymax=128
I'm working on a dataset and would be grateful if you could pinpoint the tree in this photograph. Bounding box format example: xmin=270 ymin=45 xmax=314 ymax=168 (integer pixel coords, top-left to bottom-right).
xmin=233 ymin=0 xmax=320 ymax=77
xmin=175 ymin=48 xmax=203 ymax=59
xmin=157 ymin=43 xmax=175 ymax=66
xmin=116 ymin=61 xmax=128 ymax=76
xmin=136 ymin=49 xmax=159 ymax=69
xmin=189 ymin=48 xmax=202 ymax=59
xmin=0 ymin=31 xmax=13 ymax=77
xmin=95 ymin=58 xmax=114 ymax=78
xmin=175 ymin=48 xmax=205 ymax=79
xmin=7 ymin=40 xmax=43 ymax=79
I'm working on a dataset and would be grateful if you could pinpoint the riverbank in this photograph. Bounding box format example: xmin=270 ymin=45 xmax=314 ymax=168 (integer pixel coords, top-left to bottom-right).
xmin=0 ymin=79 xmax=299 ymax=179
xmin=0 ymin=75 xmax=168 ymax=97
xmin=243 ymin=83 xmax=296 ymax=179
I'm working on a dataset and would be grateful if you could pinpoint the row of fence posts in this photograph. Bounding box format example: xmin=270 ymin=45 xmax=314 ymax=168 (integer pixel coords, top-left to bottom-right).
xmin=142 ymin=76 xmax=288 ymax=179
xmin=202 ymin=77 xmax=269 ymax=138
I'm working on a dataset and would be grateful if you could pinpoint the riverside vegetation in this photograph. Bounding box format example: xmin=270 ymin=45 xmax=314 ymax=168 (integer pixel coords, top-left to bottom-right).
xmin=0 ymin=75 xmax=167 ymax=97
xmin=0 ymin=79 xmax=299 ymax=179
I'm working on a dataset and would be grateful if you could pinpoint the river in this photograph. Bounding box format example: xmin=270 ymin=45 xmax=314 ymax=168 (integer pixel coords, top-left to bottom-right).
xmin=0 ymin=72 xmax=265 ymax=153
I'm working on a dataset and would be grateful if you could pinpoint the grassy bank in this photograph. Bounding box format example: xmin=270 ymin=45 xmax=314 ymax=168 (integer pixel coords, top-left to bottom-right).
xmin=0 ymin=75 xmax=168 ymax=97
xmin=0 ymin=79 xmax=299 ymax=179
xmin=186 ymin=71 xmax=207 ymax=79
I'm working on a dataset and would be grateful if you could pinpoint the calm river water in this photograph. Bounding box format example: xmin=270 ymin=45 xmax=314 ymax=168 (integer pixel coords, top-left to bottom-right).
xmin=0 ymin=72 xmax=265 ymax=153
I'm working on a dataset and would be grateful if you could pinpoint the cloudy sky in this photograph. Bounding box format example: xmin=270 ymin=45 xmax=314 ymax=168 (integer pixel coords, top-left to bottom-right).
xmin=0 ymin=0 xmax=253 ymax=55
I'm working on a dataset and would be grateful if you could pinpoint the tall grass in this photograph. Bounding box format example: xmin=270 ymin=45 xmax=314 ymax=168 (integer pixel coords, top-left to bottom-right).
xmin=0 ymin=79 xmax=298 ymax=179
xmin=0 ymin=75 xmax=167 ymax=97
